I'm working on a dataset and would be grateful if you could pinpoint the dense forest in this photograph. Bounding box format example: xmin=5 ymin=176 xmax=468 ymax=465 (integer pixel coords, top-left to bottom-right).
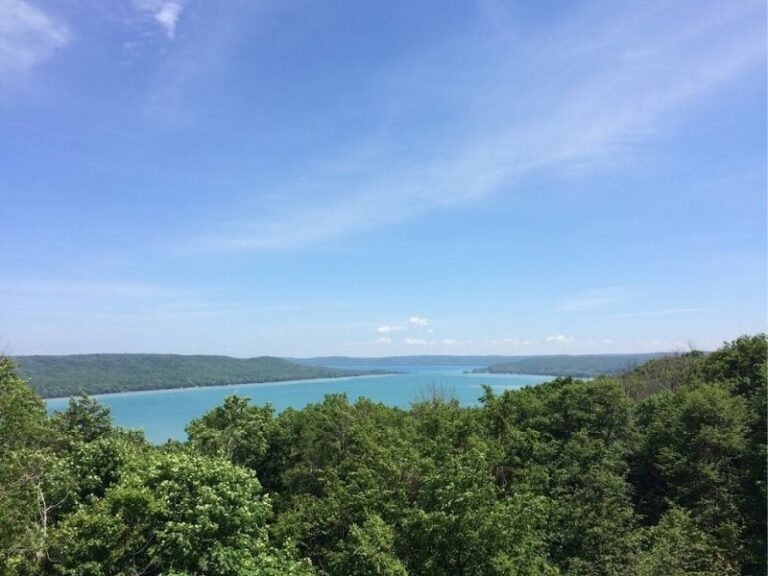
xmin=474 ymin=353 xmax=668 ymax=378
xmin=1 ymin=334 xmax=765 ymax=575
xmin=14 ymin=354 xmax=384 ymax=398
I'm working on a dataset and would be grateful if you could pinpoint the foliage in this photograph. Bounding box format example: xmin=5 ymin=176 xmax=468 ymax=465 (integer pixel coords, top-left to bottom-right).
xmin=628 ymin=507 xmax=738 ymax=576
xmin=477 ymin=353 xmax=667 ymax=378
xmin=48 ymin=451 xmax=312 ymax=576
xmin=15 ymin=354 xmax=385 ymax=398
xmin=186 ymin=395 xmax=275 ymax=470
xmin=0 ymin=334 xmax=765 ymax=575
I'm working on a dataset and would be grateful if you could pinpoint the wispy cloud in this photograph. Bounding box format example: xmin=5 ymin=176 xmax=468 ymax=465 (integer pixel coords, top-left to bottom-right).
xmin=376 ymin=325 xmax=405 ymax=334
xmin=375 ymin=316 xmax=430 ymax=334
xmin=0 ymin=0 xmax=69 ymax=76
xmin=135 ymin=0 xmax=185 ymax=38
xmin=196 ymin=0 xmax=764 ymax=251
xmin=547 ymin=334 xmax=575 ymax=343
xmin=403 ymin=337 xmax=427 ymax=346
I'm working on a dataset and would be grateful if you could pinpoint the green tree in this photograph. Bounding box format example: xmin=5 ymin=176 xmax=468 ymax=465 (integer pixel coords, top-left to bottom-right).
xmin=702 ymin=334 xmax=767 ymax=574
xmin=0 ymin=357 xmax=68 ymax=574
xmin=401 ymin=398 xmax=556 ymax=576
xmin=481 ymin=378 xmax=637 ymax=575
xmin=0 ymin=356 xmax=47 ymax=453
xmin=267 ymin=396 xmax=416 ymax=572
xmin=326 ymin=515 xmax=408 ymax=576
xmin=633 ymin=384 xmax=747 ymax=560
xmin=48 ymin=451 xmax=312 ymax=576
xmin=49 ymin=394 xmax=113 ymax=445
xmin=628 ymin=508 xmax=737 ymax=576
xmin=186 ymin=395 xmax=274 ymax=470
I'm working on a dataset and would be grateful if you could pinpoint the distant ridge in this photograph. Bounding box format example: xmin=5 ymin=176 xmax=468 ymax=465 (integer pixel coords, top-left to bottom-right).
xmin=14 ymin=354 xmax=385 ymax=398
xmin=474 ymin=353 xmax=668 ymax=378
xmin=18 ymin=352 xmax=672 ymax=399
xmin=294 ymin=353 xmax=670 ymax=377
xmin=291 ymin=355 xmax=515 ymax=367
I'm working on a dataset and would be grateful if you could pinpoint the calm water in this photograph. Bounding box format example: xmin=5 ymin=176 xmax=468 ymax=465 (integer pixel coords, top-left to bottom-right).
xmin=46 ymin=366 xmax=552 ymax=443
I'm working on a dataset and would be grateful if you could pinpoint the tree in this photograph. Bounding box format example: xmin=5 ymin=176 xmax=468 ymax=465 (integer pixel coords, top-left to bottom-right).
xmin=0 ymin=356 xmax=67 ymax=574
xmin=49 ymin=394 xmax=113 ymax=445
xmin=326 ymin=515 xmax=408 ymax=576
xmin=48 ymin=451 xmax=312 ymax=576
xmin=628 ymin=508 xmax=737 ymax=576
xmin=633 ymin=384 xmax=747 ymax=561
xmin=0 ymin=356 xmax=47 ymax=453
xmin=702 ymin=334 xmax=767 ymax=574
xmin=186 ymin=395 xmax=274 ymax=470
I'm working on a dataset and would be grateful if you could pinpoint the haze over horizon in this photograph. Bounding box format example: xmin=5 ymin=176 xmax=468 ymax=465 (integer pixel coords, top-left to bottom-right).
xmin=1 ymin=0 xmax=765 ymax=357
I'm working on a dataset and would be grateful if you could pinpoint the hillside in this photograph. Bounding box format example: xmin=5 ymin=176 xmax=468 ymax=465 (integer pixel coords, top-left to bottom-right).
xmin=474 ymin=353 xmax=668 ymax=378
xmin=296 ymin=353 xmax=670 ymax=377
xmin=292 ymin=355 xmax=516 ymax=367
xmin=14 ymin=354 xmax=382 ymax=398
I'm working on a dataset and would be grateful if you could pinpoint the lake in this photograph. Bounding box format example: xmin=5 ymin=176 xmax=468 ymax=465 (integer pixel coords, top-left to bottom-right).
xmin=46 ymin=366 xmax=553 ymax=443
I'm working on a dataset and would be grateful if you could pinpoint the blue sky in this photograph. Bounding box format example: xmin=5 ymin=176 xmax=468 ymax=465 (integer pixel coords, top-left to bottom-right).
xmin=1 ymin=0 xmax=765 ymax=356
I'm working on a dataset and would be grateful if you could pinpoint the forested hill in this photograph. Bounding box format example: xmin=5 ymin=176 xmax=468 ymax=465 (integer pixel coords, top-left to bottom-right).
xmin=14 ymin=354 xmax=382 ymax=398
xmin=292 ymin=355 xmax=515 ymax=367
xmin=475 ymin=352 xmax=668 ymax=378
xmin=296 ymin=353 xmax=669 ymax=376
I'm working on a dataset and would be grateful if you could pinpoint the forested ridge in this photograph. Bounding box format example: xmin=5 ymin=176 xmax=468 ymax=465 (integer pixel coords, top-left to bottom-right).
xmin=1 ymin=334 xmax=765 ymax=575
xmin=294 ymin=353 xmax=666 ymax=373
xmin=14 ymin=354 xmax=385 ymax=398
xmin=16 ymin=352 xmax=670 ymax=399
xmin=473 ymin=353 xmax=667 ymax=378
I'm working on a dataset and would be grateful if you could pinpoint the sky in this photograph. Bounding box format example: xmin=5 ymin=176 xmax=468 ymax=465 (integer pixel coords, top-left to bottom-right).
xmin=0 ymin=0 xmax=765 ymax=357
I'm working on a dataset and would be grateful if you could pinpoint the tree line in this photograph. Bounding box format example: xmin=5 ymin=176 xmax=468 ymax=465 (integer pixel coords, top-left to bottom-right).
xmin=14 ymin=354 xmax=383 ymax=398
xmin=1 ymin=334 xmax=765 ymax=575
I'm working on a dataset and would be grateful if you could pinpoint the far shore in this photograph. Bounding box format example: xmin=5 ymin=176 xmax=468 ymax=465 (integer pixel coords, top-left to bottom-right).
xmin=43 ymin=372 xmax=394 ymax=402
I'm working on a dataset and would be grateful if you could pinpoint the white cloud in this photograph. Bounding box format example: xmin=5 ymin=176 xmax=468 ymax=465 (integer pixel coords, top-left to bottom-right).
xmin=408 ymin=316 xmax=429 ymax=327
xmin=154 ymin=2 xmax=183 ymax=37
xmin=196 ymin=0 xmax=764 ymax=252
xmin=378 ymin=337 xmax=392 ymax=343
xmin=376 ymin=325 xmax=405 ymax=334
xmin=403 ymin=337 xmax=427 ymax=345
xmin=0 ymin=0 xmax=69 ymax=76
xmin=547 ymin=334 xmax=574 ymax=343
xmin=441 ymin=338 xmax=457 ymax=345
xmin=135 ymin=0 xmax=185 ymax=38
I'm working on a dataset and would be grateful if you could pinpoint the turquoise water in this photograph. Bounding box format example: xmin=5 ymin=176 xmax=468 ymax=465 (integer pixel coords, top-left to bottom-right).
xmin=46 ymin=366 xmax=552 ymax=443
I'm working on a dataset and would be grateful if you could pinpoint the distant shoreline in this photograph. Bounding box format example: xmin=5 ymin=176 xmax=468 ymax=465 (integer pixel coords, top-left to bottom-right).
xmin=43 ymin=374 xmax=394 ymax=402
xmin=43 ymin=373 xmax=393 ymax=402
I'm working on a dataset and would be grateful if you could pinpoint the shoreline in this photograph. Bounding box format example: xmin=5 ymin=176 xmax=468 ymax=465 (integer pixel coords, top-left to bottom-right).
xmin=43 ymin=373 xmax=393 ymax=402
xmin=43 ymin=371 xmax=554 ymax=403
